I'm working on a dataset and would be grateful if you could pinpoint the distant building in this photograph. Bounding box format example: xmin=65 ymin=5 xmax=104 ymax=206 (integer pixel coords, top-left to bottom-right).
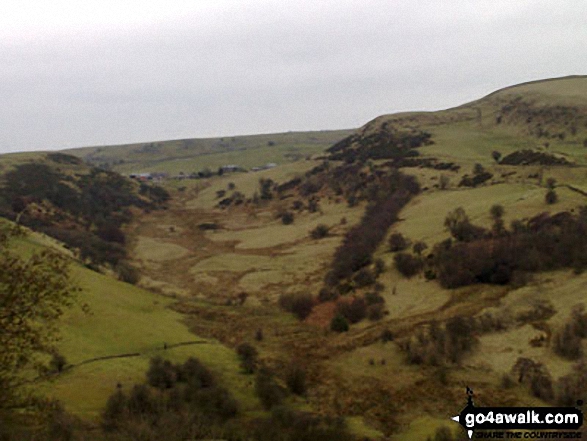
xmin=251 ymin=163 xmax=278 ymax=172
xmin=220 ymin=165 xmax=239 ymax=173
xmin=129 ymin=172 xmax=152 ymax=181
xmin=129 ymin=172 xmax=167 ymax=181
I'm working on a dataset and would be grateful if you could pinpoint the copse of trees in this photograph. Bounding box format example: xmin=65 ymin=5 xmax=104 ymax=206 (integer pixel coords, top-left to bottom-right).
xmin=394 ymin=252 xmax=423 ymax=278
xmin=102 ymin=356 xmax=238 ymax=439
xmin=431 ymin=207 xmax=587 ymax=288
xmin=252 ymin=406 xmax=352 ymax=441
xmin=551 ymin=304 xmax=587 ymax=360
xmin=444 ymin=207 xmax=485 ymax=242
xmin=310 ymin=224 xmax=329 ymax=239
xmin=335 ymin=297 xmax=367 ymax=324
xmin=278 ymin=293 xmax=314 ymax=320
xmin=255 ymin=368 xmax=286 ymax=410
xmin=388 ymin=232 xmax=409 ymax=252
xmin=399 ymin=317 xmax=477 ymax=366
xmin=325 ymin=171 xmax=419 ymax=288
xmin=458 ymin=163 xmax=493 ymax=187
xmin=326 ymin=127 xmax=432 ymax=163
xmin=100 ymin=356 xmax=351 ymax=441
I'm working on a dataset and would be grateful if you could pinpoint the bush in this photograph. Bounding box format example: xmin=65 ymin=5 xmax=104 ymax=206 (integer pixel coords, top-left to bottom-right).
xmin=439 ymin=174 xmax=450 ymax=190
xmin=352 ymin=268 xmax=376 ymax=287
xmin=102 ymin=388 xmax=128 ymax=431
xmin=102 ymin=357 xmax=240 ymax=438
xmin=181 ymin=357 xmax=215 ymax=388
xmin=511 ymin=358 xmax=554 ymax=401
xmin=255 ymin=368 xmax=286 ymax=410
xmin=394 ymin=252 xmax=422 ymax=277
xmin=374 ymin=258 xmax=385 ymax=276
xmin=365 ymin=291 xmax=385 ymax=305
xmin=49 ymin=352 xmax=67 ymax=373
xmin=444 ymin=207 xmax=486 ymax=242
xmin=281 ymin=211 xmax=294 ymax=225
xmin=412 ymin=241 xmax=428 ymax=256
xmin=236 ymin=343 xmax=258 ymax=374
xmin=381 ymin=329 xmax=394 ymax=342
xmin=388 ymin=232 xmax=408 ymax=252
xmin=552 ymin=324 xmax=582 ymax=360
xmin=545 ymin=189 xmax=558 ymax=204
xmin=336 ymin=297 xmax=367 ymax=323
xmin=367 ymin=304 xmax=384 ymax=321
xmin=401 ymin=318 xmax=477 ymax=366
xmin=254 ymin=406 xmax=353 ymax=441
xmin=310 ymin=224 xmax=329 ymax=239
xmin=330 ymin=315 xmax=349 ymax=332
xmin=551 ymin=305 xmax=587 ymax=360
xmin=556 ymin=363 xmax=587 ymax=406
xmin=116 ymin=260 xmax=140 ymax=284
xmin=318 ymin=288 xmax=338 ymax=302
xmin=285 ymin=366 xmax=306 ymax=396
xmin=147 ymin=356 xmax=177 ymax=389
xmin=278 ymin=293 xmax=314 ymax=320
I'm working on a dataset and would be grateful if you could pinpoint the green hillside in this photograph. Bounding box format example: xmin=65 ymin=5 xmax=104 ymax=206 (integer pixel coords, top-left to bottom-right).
xmin=2 ymin=75 xmax=587 ymax=440
xmin=66 ymin=129 xmax=354 ymax=174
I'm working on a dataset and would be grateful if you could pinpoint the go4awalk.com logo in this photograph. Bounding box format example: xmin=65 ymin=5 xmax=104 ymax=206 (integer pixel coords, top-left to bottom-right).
xmin=451 ymin=387 xmax=583 ymax=439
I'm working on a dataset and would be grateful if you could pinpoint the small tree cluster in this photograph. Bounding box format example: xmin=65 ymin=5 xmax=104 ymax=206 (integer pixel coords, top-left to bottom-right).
xmin=444 ymin=207 xmax=485 ymax=242
xmin=330 ymin=315 xmax=349 ymax=333
xmin=551 ymin=304 xmax=587 ymax=360
xmin=285 ymin=365 xmax=307 ymax=396
xmin=434 ymin=208 xmax=587 ymax=288
xmin=278 ymin=293 xmax=314 ymax=320
xmin=556 ymin=362 xmax=587 ymax=406
xmin=103 ymin=357 xmax=238 ymax=437
xmin=279 ymin=211 xmax=295 ymax=225
xmin=253 ymin=406 xmax=352 ymax=441
xmin=388 ymin=232 xmax=409 ymax=252
xmin=255 ymin=368 xmax=286 ymax=410
xmin=394 ymin=252 xmax=423 ymax=278
xmin=400 ymin=318 xmax=477 ymax=366
xmin=336 ymin=297 xmax=367 ymax=324
xmin=324 ymin=171 xmax=419 ymax=287
xmin=511 ymin=357 xmax=554 ymax=401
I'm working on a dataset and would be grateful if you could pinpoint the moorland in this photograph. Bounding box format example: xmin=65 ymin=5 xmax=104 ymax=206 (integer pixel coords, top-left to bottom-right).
xmin=1 ymin=75 xmax=587 ymax=440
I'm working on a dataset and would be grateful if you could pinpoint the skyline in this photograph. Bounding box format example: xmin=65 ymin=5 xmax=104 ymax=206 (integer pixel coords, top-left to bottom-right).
xmin=1 ymin=0 xmax=585 ymax=153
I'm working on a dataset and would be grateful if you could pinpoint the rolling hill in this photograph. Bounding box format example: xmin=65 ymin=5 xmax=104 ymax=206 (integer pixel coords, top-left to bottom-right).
xmin=66 ymin=129 xmax=354 ymax=175
xmin=2 ymin=75 xmax=587 ymax=440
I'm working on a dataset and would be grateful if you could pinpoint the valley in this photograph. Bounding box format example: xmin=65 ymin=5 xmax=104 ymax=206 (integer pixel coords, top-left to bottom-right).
xmin=2 ymin=76 xmax=587 ymax=440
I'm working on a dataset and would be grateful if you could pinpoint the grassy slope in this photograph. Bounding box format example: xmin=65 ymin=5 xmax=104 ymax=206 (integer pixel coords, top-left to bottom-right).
xmin=10 ymin=232 xmax=257 ymax=421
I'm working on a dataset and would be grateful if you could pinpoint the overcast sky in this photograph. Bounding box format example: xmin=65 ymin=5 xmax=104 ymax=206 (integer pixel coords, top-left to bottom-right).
xmin=0 ymin=0 xmax=585 ymax=153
